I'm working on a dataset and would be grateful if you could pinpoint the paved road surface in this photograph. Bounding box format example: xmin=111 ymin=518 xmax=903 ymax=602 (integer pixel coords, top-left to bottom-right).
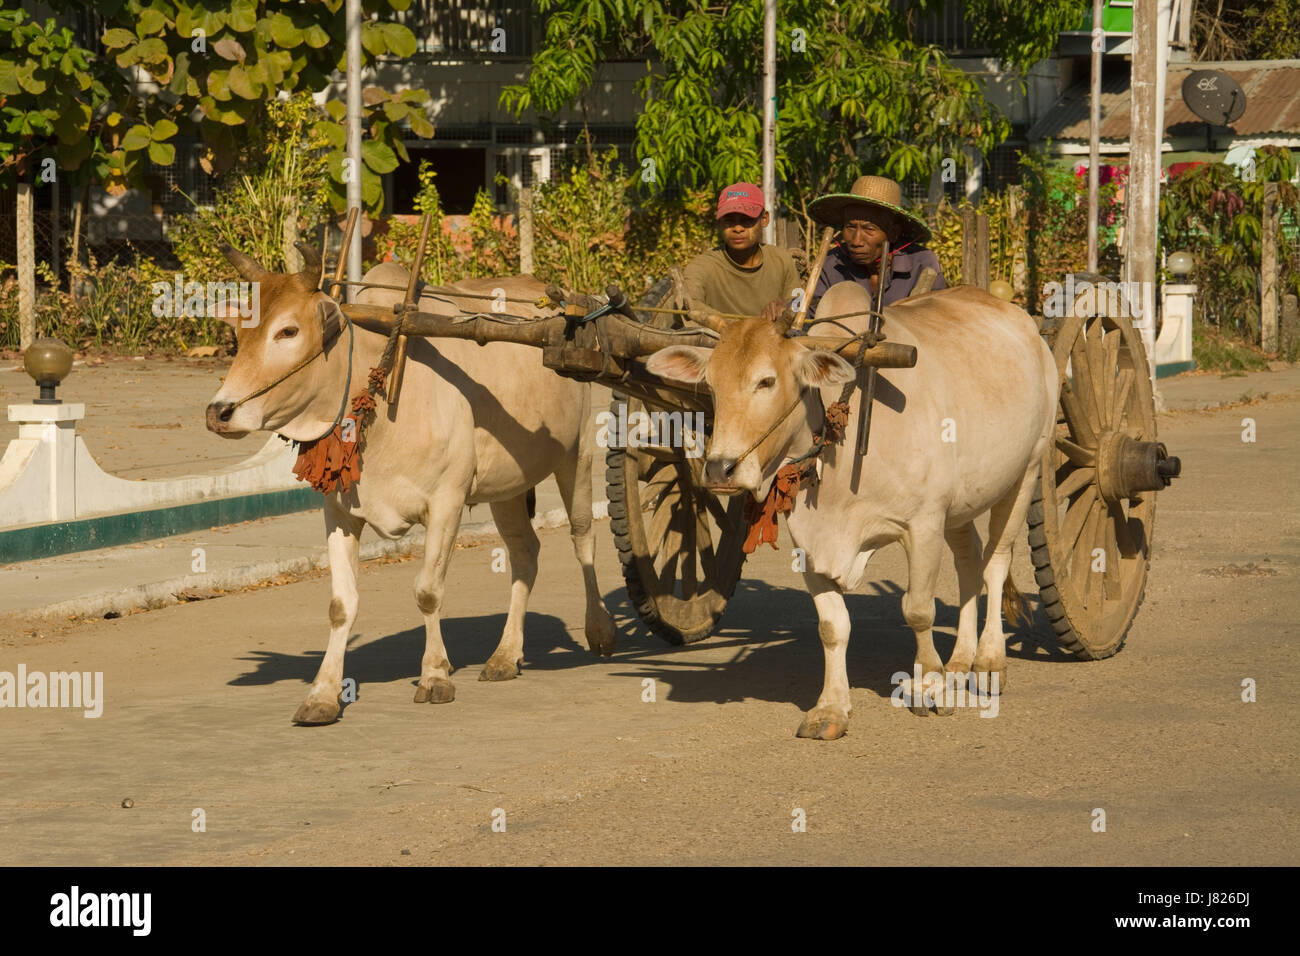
xmin=1 ymin=394 xmax=1296 ymax=865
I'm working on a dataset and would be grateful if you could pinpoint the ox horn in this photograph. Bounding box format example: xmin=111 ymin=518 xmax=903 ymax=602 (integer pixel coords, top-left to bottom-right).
xmin=220 ymin=244 xmax=267 ymax=282
xmin=293 ymin=241 xmax=324 ymax=293
xmin=772 ymin=306 xmax=797 ymax=334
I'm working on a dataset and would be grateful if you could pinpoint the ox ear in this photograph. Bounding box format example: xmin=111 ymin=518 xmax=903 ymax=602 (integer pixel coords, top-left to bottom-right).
xmin=316 ymin=298 xmax=344 ymax=340
xmin=794 ymin=348 xmax=856 ymax=387
xmin=644 ymin=346 xmax=711 ymax=385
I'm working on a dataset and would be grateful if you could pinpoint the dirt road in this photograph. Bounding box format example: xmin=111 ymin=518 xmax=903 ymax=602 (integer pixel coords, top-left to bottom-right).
xmin=1 ymin=395 xmax=1296 ymax=866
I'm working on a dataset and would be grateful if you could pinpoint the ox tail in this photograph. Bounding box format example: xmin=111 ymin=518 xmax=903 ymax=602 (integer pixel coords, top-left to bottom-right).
xmin=1002 ymin=570 xmax=1028 ymax=630
xmin=526 ymin=487 xmax=537 ymax=520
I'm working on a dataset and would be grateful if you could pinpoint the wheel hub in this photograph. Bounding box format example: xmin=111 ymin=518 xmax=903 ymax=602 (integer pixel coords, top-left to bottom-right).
xmin=1096 ymin=432 xmax=1181 ymax=503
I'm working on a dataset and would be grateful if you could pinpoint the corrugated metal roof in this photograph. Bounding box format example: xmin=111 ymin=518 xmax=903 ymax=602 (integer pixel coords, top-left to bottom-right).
xmin=1026 ymin=60 xmax=1300 ymax=143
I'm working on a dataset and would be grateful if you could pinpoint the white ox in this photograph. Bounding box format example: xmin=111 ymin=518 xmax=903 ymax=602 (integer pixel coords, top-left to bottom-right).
xmin=646 ymin=282 xmax=1058 ymax=739
xmin=206 ymin=247 xmax=614 ymax=724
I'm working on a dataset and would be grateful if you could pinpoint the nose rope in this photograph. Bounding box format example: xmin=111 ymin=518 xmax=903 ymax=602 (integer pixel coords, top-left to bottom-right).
xmin=725 ymin=391 xmax=807 ymax=476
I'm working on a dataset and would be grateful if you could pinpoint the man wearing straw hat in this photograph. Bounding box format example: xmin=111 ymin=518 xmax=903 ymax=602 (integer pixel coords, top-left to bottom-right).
xmin=684 ymin=181 xmax=801 ymax=318
xmin=807 ymin=175 xmax=946 ymax=317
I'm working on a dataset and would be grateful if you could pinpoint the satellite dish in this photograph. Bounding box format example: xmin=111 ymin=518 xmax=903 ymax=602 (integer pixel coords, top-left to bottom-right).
xmin=1182 ymin=70 xmax=1247 ymax=126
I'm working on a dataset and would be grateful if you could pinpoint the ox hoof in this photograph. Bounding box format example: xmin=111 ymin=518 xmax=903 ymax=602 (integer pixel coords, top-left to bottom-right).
xmin=478 ymin=656 xmax=521 ymax=682
xmin=795 ymin=709 xmax=849 ymax=741
xmin=585 ymin=610 xmax=616 ymax=658
xmin=414 ymin=677 xmax=456 ymax=703
xmin=972 ymin=667 xmax=1006 ymax=696
xmin=292 ymin=695 xmax=341 ymax=725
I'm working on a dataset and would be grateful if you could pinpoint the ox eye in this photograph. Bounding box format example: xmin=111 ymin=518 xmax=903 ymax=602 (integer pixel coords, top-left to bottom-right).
xmin=756 ymin=376 xmax=776 ymax=390
xmin=276 ymin=327 xmax=299 ymax=340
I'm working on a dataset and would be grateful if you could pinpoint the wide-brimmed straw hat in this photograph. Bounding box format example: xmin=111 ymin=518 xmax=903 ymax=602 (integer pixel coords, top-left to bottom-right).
xmin=809 ymin=175 xmax=931 ymax=244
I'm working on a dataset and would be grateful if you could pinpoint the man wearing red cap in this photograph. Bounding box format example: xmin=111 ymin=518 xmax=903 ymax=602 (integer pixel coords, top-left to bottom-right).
xmin=684 ymin=182 xmax=800 ymax=318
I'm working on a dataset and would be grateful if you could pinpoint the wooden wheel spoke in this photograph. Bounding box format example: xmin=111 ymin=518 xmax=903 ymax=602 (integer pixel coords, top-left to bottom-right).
xmin=1085 ymin=505 xmax=1106 ymax=610
xmin=1058 ymin=485 xmax=1099 ymax=569
xmin=1110 ymin=501 xmax=1138 ymax=558
xmin=1070 ymin=332 xmax=1103 ymax=440
xmin=1085 ymin=319 xmax=1107 ymax=429
xmin=1055 ymin=465 xmax=1096 ymax=500
xmin=1102 ymin=510 xmax=1124 ymax=595
xmin=704 ymin=492 xmax=731 ymax=528
xmin=1059 ymin=382 xmax=1097 ymax=448
xmin=1056 ymin=436 xmax=1096 ymax=467
xmin=1112 ymin=368 xmax=1134 ymax=431
xmin=1101 ymin=331 xmax=1120 ymax=429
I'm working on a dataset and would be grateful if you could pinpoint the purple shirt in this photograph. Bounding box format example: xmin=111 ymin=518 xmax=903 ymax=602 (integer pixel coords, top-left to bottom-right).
xmin=809 ymin=244 xmax=947 ymax=317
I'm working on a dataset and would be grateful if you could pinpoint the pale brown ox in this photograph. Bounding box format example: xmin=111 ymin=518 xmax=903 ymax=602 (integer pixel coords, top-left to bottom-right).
xmin=205 ymin=248 xmax=614 ymax=724
xmin=646 ymin=282 xmax=1058 ymax=739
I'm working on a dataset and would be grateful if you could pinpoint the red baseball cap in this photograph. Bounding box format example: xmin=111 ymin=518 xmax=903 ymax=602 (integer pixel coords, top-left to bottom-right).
xmin=716 ymin=182 xmax=765 ymax=219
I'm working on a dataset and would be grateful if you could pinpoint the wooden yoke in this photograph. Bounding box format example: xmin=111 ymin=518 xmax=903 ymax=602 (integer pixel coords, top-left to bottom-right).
xmin=387 ymin=212 xmax=433 ymax=415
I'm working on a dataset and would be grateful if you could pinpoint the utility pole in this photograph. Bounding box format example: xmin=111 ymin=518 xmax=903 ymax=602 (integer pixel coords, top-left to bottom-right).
xmin=761 ymin=0 xmax=776 ymax=244
xmin=1087 ymin=0 xmax=1103 ymax=273
xmin=1126 ymin=0 xmax=1162 ymax=391
xmin=346 ymin=0 xmax=363 ymax=301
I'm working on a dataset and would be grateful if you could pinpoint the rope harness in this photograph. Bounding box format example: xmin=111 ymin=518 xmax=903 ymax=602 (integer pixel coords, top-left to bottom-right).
xmin=224 ymin=292 xmax=412 ymax=494
xmin=739 ymin=324 xmax=884 ymax=554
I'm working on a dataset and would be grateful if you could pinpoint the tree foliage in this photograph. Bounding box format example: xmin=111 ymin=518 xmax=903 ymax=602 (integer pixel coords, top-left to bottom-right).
xmin=0 ymin=8 xmax=114 ymax=190
xmin=502 ymin=0 xmax=1084 ymax=234
xmin=15 ymin=0 xmax=430 ymax=214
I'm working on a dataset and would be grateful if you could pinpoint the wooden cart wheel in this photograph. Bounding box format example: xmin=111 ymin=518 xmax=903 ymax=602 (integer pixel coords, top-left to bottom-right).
xmin=606 ymin=393 xmax=748 ymax=644
xmin=1027 ymin=305 xmax=1176 ymax=660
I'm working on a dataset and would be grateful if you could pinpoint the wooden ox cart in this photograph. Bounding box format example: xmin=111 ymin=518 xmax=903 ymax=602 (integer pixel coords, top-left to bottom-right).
xmin=335 ymin=214 xmax=1180 ymax=662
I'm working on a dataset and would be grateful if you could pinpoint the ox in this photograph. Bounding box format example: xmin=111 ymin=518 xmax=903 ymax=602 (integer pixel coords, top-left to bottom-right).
xmin=646 ymin=282 xmax=1058 ymax=739
xmin=205 ymin=246 xmax=615 ymax=724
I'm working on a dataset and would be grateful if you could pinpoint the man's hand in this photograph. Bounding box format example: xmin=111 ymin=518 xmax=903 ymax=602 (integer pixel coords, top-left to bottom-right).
xmin=761 ymin=299 xmax=786 ymax=323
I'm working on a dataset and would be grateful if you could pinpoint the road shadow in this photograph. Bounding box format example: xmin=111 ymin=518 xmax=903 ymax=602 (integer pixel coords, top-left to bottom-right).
xmin=229 ymin=610 xmax=580 ymax=688
xmin=228 ymin=572 xmax=1069 ymax=714
xmin=601 ymin=575 xmax=1071 ymax=709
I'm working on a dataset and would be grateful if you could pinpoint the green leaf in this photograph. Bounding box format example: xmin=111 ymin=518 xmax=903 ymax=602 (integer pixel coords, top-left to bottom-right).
xmin=407 ymin=111 xmax=434 ymax=139
xmin=135 ymin=38 xmax=169 ymax=65
xmin=302 ymin=21 xmax=330 ymax=49
xmin=15 ymin=62 xmax=47 ymax=95
xmin=0 ymin=61 xmax=17 ymax=96
xmin=169 ymin=51 xmax=191 ymax=95
xmin=52 ymin=101 xmax=91 ymax=143
xmin=227 ymin=65 xmax=259 ymax=99
xmin=207 ymin=70 xmax=231 ymax=101
xmin=121 ymin=125 xmax=152 ymax=152
xmin=269 ymin=13 xmax=303 ymax=48
xmin=361 ymin=138 xmax=398 ymax=174
xmin=102 ymin=28 xmax=136 ymax=49
xmin=314 ymin=119 xmax=346 ymax=148
xmin=137 ymin=8 xmax=168 ymax=36
xmin=151 ymin=118 xmax=178 ymax=141
xmin=148 ymin=140 xmax=176 ymax=165
xmin=228 ymin=0 xmax=258 ymax=33
xmin=378 ymin=23 xmax=416 ymax=57
xmin=360 ymin=22 xmax=387 ymax=57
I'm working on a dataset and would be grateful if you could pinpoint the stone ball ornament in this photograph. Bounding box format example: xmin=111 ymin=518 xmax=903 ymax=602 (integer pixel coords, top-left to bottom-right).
xmin=1166 ymin=251 xmax=1194 ymax=278
xmin=23 ymin=336 xmax=74 ymax=404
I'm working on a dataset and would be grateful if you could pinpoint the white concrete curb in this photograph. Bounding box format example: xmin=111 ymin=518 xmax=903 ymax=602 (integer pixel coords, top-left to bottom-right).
xmin=29 ymin=500 xmax=608 ymax=622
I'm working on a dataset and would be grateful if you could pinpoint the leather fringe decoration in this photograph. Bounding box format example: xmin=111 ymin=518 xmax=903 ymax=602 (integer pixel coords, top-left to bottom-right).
xmin=740 ymin=399 xmax=851 ymax=554
xmin=292 ymin=367 xmax=386 ymax=495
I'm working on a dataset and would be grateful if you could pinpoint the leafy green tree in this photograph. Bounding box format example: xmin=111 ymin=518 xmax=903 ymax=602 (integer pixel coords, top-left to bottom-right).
xmin=0 ymin=8 xmax=114 ymax=191
xmin=503 ymin=0 xmax=1084 ymax=239
xmin=44 ymin=0 xmax=430 ymax=212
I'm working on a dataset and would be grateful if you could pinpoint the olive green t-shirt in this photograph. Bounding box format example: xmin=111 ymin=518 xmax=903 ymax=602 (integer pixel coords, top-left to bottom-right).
xmin=684 ymin=245 xmax=801 ymax=317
